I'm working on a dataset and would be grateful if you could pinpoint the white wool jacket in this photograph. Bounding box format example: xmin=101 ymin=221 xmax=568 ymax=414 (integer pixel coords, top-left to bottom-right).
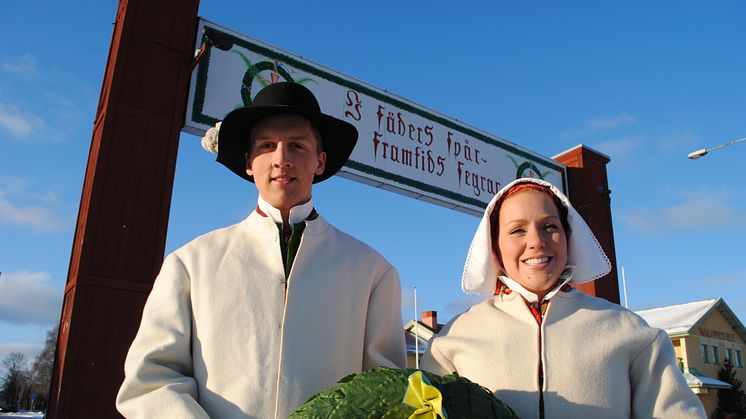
xmin=421 ymin=288 xmax=706 ymax=419
xmin=116 ymin=211 xmax=406 ymax=418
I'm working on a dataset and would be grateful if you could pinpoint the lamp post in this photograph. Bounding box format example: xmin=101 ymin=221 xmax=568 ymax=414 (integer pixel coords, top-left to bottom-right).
xmin=688 ymin=137 xmax=746 ymax=159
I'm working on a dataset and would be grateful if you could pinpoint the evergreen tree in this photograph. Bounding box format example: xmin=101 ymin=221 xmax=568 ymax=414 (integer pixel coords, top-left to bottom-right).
xmin=713 ymin=358 xmax=746 ymax=418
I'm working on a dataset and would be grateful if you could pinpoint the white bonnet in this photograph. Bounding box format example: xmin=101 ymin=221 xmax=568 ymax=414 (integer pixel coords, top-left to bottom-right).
xmin=461 ymin=177 xmax=611 ymax=295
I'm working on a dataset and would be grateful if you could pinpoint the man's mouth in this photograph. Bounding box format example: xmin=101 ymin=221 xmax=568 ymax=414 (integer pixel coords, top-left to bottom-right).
xmin=522 ymin=256 xmax=552 ymax=266
xmin=272 ymin=176 xmax=295 ymax=183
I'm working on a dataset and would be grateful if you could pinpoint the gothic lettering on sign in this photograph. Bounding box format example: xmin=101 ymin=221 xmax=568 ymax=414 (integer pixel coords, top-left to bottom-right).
xmin=341 ymin=95 xmax=518 ymax=200
xmin=447 ymin=131 xmax=486 ymax=165
xmin=344 ymin=90 xmax=362 ymax=121
xmin=372 ymin=104 xmax=445 ymax=176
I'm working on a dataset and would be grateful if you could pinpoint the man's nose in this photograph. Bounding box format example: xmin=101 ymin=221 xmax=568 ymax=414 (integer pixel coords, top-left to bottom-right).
xmin=272 ymin=143 xmax=292 ymax=166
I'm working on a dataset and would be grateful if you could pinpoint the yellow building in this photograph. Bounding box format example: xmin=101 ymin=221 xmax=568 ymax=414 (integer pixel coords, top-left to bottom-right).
xmin=637 ymin=298 xmax=746 ymax=417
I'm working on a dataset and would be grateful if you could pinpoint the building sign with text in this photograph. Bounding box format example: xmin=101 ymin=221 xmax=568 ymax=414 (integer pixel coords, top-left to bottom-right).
xmin=185 ymin=19 xmax=567 ymax=216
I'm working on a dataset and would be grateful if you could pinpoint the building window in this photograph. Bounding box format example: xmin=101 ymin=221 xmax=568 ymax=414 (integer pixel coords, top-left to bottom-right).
xmin=701 ymin=344 xmax=709 ymax=363
xmin=726 ymin=348 xmax=733 ymax=363
xmin=737 ymin=350 xmax=744 ymax=368
xmin=711 ymin=346 xmax=720 ymax=364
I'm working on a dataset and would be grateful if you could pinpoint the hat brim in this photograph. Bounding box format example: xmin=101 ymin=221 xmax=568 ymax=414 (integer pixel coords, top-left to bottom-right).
xmin=217 ymin=105 xmax=358 ymax=183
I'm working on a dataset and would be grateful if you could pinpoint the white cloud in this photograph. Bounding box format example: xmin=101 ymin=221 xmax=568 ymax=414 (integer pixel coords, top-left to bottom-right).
xmin=0 ymin=271 xmax=63 ymax=326
xmin=0 ymin=177 xmax=68 ymax=233
xmin=657 ymin=130 xmax=701 ymax=152
xmin=621 ymin=189 xmax=746 ymax=234
xmin=401 ymin=290 xmax=487 ymax=323
xmin=0 ymin=175 xmax=30 ymax=194
xmin=592 ymin=136 xmax=643 ymax=159
xmin=561 ymin=112 xmax=638 ymax=140
xmin=701 ymin=272 xmax=744 ymax=288
xmin=0 ymin=102 xmax=45 ymax=140
xmin=401 ymin=288 xmax=416 ymax=311
xmin=442 ymin=296 xmax=489 ymax=317
xmin=699 ymin=273 xmax=746 ymax=320
xmin=43 ymin=91 xmax=85 ymax=142
xmin=586 ymin=113 xmax=637 ymax=131
xmin=0 ymin=190 xmax=66 ymax=233
xmin=2 ymin=54 xmax=39 ymax=78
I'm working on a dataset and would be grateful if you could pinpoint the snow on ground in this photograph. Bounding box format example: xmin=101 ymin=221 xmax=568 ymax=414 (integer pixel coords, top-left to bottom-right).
xmin=0 ymin=412 xmax=44 ymax=418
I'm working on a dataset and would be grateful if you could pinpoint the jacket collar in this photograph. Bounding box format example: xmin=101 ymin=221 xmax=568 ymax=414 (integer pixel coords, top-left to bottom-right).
xmin=498 ymin=275 xmax=573 ymax=304
xmin=257 ymin=196 xmax=315 ymax=225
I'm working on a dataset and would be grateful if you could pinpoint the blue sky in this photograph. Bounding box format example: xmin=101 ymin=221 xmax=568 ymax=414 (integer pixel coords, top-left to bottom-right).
xmin=1 ymin=1 xmax=745 ymax=367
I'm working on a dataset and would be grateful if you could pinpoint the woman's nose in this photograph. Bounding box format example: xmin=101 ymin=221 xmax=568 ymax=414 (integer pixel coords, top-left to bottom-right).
xmin=526 ymin=227 xmax=546 ymax=248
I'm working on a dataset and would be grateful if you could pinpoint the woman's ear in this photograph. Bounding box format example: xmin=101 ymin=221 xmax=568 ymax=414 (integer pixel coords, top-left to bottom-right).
xmin=494 ymin=248 xmax=505 ymax=275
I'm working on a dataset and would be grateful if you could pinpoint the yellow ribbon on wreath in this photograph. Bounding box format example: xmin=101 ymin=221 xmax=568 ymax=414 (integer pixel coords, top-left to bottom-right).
xmin=402 ymin=371 xmax=448 ymax=419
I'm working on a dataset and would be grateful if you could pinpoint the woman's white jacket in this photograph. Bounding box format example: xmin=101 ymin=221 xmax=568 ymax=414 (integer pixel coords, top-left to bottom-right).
xmin=422 ymin=288 xmax=706 ymax=419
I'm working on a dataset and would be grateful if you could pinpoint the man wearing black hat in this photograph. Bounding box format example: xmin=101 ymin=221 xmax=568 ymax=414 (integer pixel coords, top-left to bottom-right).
xmin=117 ymin=83 xmax=406 ymax=418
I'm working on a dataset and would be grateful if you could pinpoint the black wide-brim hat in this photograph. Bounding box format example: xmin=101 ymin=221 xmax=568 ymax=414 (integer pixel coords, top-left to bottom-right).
xmin=217 ymin=82 xmax=358 ymax=183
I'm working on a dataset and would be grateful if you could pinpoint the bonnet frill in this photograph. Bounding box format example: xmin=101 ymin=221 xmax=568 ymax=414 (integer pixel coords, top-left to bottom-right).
xmin=461 ymin=178 xmax=612 ymax=299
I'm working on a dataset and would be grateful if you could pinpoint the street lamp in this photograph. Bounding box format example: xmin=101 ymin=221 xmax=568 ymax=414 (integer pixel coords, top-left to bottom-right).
xmin=688 ymin=137 xmax=746 ymax=160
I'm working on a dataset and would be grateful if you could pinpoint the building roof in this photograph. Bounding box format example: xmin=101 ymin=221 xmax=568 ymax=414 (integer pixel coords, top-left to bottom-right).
xmin=683 ymin=371 xmax=732 ymax=390
xmin=403 ymin=319 xmax=444 ymax=354
xmin=635 ymin=298 xmax=746 ymax=343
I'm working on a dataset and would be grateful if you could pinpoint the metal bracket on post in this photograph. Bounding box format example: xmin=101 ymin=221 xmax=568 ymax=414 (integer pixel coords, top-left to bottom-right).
xmin=192 ymin=28 xmax=234 ymax=70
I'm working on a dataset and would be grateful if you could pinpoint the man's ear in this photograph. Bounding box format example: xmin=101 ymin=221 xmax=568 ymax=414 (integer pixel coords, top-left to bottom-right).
xmin=315 ymin=151 xmax=327 ymax=176
xmin=245 ymin=152 xmax=253 ymax=177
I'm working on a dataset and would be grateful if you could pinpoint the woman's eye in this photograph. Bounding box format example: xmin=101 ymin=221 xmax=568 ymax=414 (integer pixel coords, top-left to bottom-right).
xmin=545 ymin=223 xmax=559 ymax=231
xmin=509 ymin=228 xmax=525 ymax=235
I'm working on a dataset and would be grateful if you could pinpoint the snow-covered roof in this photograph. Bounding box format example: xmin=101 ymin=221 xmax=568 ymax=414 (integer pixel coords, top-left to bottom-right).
xmin=683 ymin=371 xmax=732 ymax=389
xmin=635 ymin=298 xmax=746 ymax=343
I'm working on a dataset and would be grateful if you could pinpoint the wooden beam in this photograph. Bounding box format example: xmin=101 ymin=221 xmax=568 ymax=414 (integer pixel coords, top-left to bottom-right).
xmin=48 ymin=0 xmax=200 ymax=416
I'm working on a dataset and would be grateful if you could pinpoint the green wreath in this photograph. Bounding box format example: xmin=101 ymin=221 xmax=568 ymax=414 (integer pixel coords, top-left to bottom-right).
xmin=290 ymin=367 xmax=520 ymax=419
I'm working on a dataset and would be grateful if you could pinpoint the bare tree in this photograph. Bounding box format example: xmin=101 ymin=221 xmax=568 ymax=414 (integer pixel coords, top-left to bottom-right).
xmin=31 ymin=326 xmax=58 ymax=410
xmin=1 ymin=351 xmax=31 ymax=412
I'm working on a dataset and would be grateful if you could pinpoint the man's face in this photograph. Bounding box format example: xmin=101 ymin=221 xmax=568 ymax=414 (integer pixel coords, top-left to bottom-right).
xmin=246 ymin=114 xmax=326 ymax=215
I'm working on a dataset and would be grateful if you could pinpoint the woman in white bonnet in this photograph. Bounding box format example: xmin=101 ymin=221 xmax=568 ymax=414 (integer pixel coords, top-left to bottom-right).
xmin=421 ymin=178 xmax=705 ymax=419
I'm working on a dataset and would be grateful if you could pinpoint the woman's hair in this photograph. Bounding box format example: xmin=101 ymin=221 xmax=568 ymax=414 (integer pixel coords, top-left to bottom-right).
xmin=489 ymin=183 xmax=571 ymax=255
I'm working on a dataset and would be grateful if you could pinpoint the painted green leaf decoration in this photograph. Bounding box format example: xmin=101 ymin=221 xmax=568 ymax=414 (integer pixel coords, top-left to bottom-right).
xmin=231 ymin=50 xmax=253 ymax=69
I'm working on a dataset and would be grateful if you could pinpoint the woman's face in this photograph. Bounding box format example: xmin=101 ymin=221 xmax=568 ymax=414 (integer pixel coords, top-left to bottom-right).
xmin=497 ymin=189 xmax=568 ymax=298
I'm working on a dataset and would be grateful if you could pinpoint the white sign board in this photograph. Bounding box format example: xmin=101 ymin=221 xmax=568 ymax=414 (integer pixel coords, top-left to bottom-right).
xmin=185 ymin=19 xmax=567 ymax=216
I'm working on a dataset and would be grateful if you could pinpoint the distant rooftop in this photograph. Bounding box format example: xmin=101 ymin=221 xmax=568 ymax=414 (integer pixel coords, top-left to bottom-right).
xmin=636 ymin=298 xmax=719 ymax=334
xmin=683 ymin=371 xmax=731 ymax=390
xmin=635 ymin=298 xmax=746 ymax=343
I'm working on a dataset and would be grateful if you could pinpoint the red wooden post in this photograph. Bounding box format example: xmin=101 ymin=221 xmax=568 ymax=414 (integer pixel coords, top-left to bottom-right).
xmin=554 ymin=145 xmax=620 ymax=303
xmin=48 ymin=0 xmax=200 ymax=417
